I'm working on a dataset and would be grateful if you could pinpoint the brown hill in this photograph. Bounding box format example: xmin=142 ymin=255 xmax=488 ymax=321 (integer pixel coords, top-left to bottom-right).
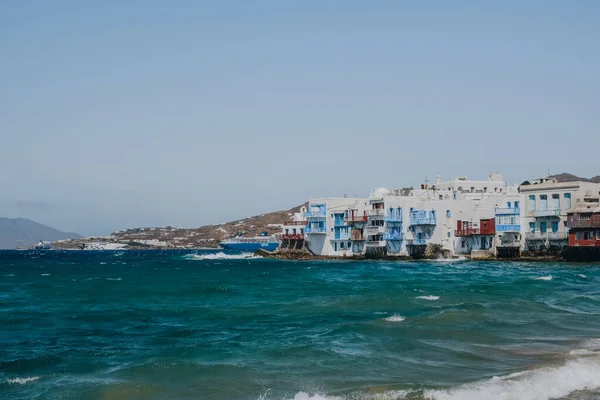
xmin=52 ymin=203 xmax=307 ymax=249
xmin=548 ymin=173 xmax=600 ymax=184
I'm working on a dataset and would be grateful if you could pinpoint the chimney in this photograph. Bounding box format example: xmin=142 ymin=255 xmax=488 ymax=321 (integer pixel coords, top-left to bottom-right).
xmin=436 ymin=175 xmax=440 ymax=185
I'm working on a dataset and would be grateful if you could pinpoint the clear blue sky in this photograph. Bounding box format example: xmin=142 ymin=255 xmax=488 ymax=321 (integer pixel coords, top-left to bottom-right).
xmin=1 ymin=1 xmax=599 ymax=235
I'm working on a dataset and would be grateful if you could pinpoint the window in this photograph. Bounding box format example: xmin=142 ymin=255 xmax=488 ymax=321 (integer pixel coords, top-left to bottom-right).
xmin=540 ymin=222 xmax=547 ymax=233
xmin=576 ymin=232 xmax=582 ymax=240
xmin=453 ymin=192 xmax=457 ymax=200
xmin=446 ymin=210 xmax=451 ymax=218
xmin=551 ymin=194 xmax=560 ymax=210
xmin=529 ymin=195 xmax=536 ymax=211
xmin=596 ymin=232 xmax=600 ymax=240
xmin=540 ymin=195 xmax=548 ymax=211
xmin=565 ymin=193 xmax=572 ymax=209
xmin=507 ymin=201 xmax=512 ymax=208
xmin=529 ymin=222 xmax=535 ymax=233
xmin=348 ymin=242 xmax=351 ymax=248
xmin=447 ymin=232 xmax=451 ymax=238
xmin=514 ymin=201 xmax=519 ymax=209
xmin=334 ymin=242 xmax=337 ymax=251
xmin=340 ymin=242 xmax=344 ymax=249
xmin=551 ymin=221 xmax=558 ymax=233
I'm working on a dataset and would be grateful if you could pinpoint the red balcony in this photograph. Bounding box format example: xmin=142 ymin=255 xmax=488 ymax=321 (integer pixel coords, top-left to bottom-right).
xmin=281 ymin=234 xmax=304 ymax=241
xmin=345 ymin=215 xmax=368 ymax=224
xmin=455 ymin=228 xmax=480 ymax=237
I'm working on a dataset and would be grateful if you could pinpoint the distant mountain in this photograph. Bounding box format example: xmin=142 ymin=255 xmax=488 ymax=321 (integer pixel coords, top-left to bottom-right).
xmin=0 ymin=217 xmax=81 ymax=249
xmin=548 ymin=173 xmax=600 ymax=184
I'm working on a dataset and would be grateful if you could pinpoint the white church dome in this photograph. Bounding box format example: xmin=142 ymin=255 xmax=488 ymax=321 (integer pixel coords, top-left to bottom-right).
xmin=373 ymin=187 xmax=391 ymax=197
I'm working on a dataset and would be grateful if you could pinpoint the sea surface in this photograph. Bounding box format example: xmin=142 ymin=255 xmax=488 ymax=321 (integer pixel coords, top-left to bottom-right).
xmin=2 ymin=250 xmax=600 ymax=400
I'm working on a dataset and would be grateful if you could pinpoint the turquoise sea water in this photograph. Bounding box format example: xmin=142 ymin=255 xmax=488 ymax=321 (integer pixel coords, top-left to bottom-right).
xmin=2 ymin=250 xmax=600 ymax=400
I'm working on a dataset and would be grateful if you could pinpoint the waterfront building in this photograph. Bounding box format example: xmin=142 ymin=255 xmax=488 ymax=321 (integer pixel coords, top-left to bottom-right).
xmin=280 ymin=206 xmax=307 ymax=250
xmin=302 ymin=173 xmax=520 ymax=259
xmin=520 ymin=180 xmax=600 ymax=252
xmin=304 ymin=197 xmax=367 ymax=257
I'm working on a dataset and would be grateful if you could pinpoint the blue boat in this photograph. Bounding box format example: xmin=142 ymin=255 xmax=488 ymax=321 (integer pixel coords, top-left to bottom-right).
xmin=220 ymin=232 xmax=279 ymax=252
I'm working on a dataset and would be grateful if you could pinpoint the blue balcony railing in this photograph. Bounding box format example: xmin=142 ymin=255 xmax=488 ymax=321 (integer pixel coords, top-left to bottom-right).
xmin=496 ymin=224 xmax=521 ymax=232
xmin=495 ymin=207 xmax=520 ymax=215
xmin=409 ymin=215 xmax=436 ymax=225
xmin=305 ymin=210 xmax=327 ymax=218
xmin=532 ymin=209 xmax=560 ymax=218
xmin=333 ymin=232 xmax=351 ymax=240
xmin=383 ymin=232 xmax=404 ymax=241
xmin=305 ymin=227 xmax=327 ymax=234
xmin=408 ymin=238 xmax=427 ymax=245
xmin=385 ymin=215 xmax=403 ymax=224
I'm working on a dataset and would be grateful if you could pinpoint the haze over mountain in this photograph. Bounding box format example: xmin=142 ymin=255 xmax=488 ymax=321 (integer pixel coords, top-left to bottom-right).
xmin=0 ymin=217 xmax=81 ymax=249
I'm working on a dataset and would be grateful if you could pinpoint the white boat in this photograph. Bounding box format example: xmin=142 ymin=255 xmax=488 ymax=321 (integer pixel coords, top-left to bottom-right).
xmin=33 ymin=241 xmax=52 ymax=250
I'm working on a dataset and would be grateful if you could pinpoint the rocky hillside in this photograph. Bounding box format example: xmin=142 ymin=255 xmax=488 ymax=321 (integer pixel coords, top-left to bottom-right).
xmin=52 ymin=203 xmax=306 ymax=250
xmin=548 ymin=173 xmax=600 ymax=183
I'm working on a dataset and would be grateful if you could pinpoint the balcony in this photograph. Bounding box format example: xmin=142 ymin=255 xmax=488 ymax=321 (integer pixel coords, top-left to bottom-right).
xmin=568 ymin=216 xmax=600 ymax=229
xmin=525 ymin=232 xmax=548 ymax=241
xmin=305 ymin=210 xmax=326 ymax=218
xmin=367 ymin=209 xmax=385 ymax=218
xmin=455 ymin=228 xmax=480 ymax=236
xmin=383 ymin=232 xmax=404 ymax=241
xmin=365 ymin=226 xmax=385 ymax=235
xmin=366 ymin=240 xmax=386 ymax=247
xmin=496 ymin=224 xmax=521 ymax=232
xmin=331 ymin=232 xmax=351 ymax=241
xmin=281 ymin=234 xmax=304 ymax=240
xmin=495 ymin=207 xmax=520 ymax=215
xmin=409 ymin=213 xmax=436 ymax=226
xmin=531 ymin=209 xmax=561 ymax=218
xmin=548 ymin=232 xmax=568 ymax=240
xmin=345 ymin=215 xmax=368 ymax=224
xmin=304 ymin=227 xmax=327 ymax=234
xmin=497 ymin=240 xmax=521 ymax=248
xmin=385 ymin=215 xmax=403 ymax=224
xmin=407 ymin=238 xmax=427 ymax=245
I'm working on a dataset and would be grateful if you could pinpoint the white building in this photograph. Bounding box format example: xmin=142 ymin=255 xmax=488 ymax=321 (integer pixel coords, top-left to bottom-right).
xmin=303 ymin=173 xmax=522 ymax=258
xmin=520 ymin=179 xmax=600 ymax=252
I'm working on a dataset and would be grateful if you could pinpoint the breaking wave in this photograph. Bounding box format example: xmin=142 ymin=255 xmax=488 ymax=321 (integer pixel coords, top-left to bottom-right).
xmin=534 ymin=275 xmax=553 ymax=281
xmin=416 ymin=295 xmax=440 ymax=301
xmin=6 ymin=376 xmax=40 ymax=384
xmin=383 ymin=315 xmax=405 ymax=322
xmin=280 ymin=390 xmax=411 ymax=400
xmin=423 ymin=356 xmax=600 ymax=400
xmin=184 ymin=252 xmax=260 ymax=261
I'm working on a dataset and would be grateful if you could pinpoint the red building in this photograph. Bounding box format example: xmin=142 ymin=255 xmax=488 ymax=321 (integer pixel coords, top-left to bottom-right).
xmin=564 ymin=207 xmax=600 ymax=261
xmin=567 ymin=208 xmax=600 ymax=247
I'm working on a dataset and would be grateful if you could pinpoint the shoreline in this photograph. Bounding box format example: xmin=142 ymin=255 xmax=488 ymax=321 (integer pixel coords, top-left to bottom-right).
xmin=255 ymin=248 xmax=570 ymax=263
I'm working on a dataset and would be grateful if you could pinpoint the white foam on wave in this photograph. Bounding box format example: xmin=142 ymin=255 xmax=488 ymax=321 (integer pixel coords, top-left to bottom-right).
xmin=423 ymin=356 xmax=600 ymax=400
xmin=570 ymin=349 xmax=597 ymax=356
xmin=106 ymin=278 xmax=122 ymax=281
xmin=41 ymin=273 xmax=50 ymax=276
xmin=383 ymin=314 xmax=405 ymax=322
xmin=184 ymin=252 xmax=261 ymax=261
xmin=416 ymin=295 xmax=440 ymax=301
xmin=6 ymin=376 xmax=40 ymax=384
xmin=4 ymin=274 xmax=15 ymax=277
xmin=577 ymin=274 xmax=587 ymax=278
xmin=430 ymin=256 xmax=467 ymax=263
xmin=281 ymin=390 xmax=411 ymax=400
xmin=533 ymin=275 xmax=553 ymax=281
